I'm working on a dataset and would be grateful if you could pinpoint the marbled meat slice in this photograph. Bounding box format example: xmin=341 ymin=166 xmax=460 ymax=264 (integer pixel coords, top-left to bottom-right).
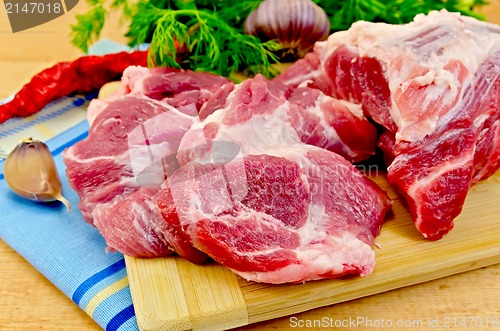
xmin=63 ymin=68 xmax=230 ymax=258
xmin=275 ymin=10 xmax=500 ymax=240
xmin=178 ymin=74 xmax=378 ymax=165
xmin=154 ymin=74 xmax=392 ymax=283
xmin=156 ymin=146 xmax=391 ymax=283
xmin=87 ymin=65 xmax=230 ymax=125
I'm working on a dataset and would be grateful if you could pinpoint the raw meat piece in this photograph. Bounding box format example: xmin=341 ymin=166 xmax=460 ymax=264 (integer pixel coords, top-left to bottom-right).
xmin=121 ymin=66 xmax=230 ymax=110
xmin=64 ymin=96 xmax=195 ymax=224
xmin=275 ymin=10 xmax=500 ymax=240
xmin=155 ymin=74 xmax=392 ymax=283
xmin=87 ymin=66 xmax=230 ymax=125
xmin=156 ymin=145 xmax=392 ymax=283
xmin=93 ymin=187 xmax=208 ymax=262
xmin=178 ymin=74 xmax=378 ymax=165
xmin=63 ymin=96 xmax=195 ymax=257
xmin=287 ymin=87 xmax=378 ymax=163
xmin=63 ymin=68 xmax=230 ymax=258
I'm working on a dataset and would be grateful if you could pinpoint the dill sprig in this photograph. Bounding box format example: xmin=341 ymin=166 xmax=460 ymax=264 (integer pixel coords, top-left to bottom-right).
xmin=127 ymin=2 xmax=280 ymax=77
xmin=70 ymin=0 xmax=106 ymax=53
xmin=70 ymin=0 xmax=134 ymax=53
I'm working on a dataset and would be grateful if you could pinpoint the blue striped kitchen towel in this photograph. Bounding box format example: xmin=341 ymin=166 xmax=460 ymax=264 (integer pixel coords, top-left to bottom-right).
xmin=0 ymin=40 xmax=143 ymax=331
xmin=0 ymin=119 xmax=139 ymax=331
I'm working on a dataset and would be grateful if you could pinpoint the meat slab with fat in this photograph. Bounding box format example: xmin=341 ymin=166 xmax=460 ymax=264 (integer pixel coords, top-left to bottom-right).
xmin=64 ymin=66 xmax=392 ymax=283
xmin=179 ymin=74 xmax=378 ymax=165
xmin=155 ymin=75 xmax=392 ymax=283
xmin=87 ymin=66 xmax=230 ymax=125
xmin=275 ymin=10 xmax=500 ymax=240
xmin=63 ymin=67 xmax=229 ymax=259
xmin=157 ymin=147 xmax=391 ymax=283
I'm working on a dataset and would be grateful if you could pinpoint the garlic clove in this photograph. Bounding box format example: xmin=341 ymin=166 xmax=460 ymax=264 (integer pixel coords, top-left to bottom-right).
xmin=4 ymin=138 xmax=71 ymax=210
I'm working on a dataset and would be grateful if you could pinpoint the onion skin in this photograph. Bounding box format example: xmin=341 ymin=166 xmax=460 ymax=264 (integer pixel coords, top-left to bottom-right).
xmin=244 ymin=0 xmax=330 ymax=58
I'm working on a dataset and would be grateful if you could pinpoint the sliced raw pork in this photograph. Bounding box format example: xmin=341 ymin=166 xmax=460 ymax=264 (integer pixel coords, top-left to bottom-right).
xmin=157 ymin=147 xmax=391 ymax=284
xmin=63 ymin=68 xmax=230 ymax=258
xmin=64 ymin=66 xmax=393 ymax=282
xmin=275 ymin=10 xmax=500 ymax=240
xmin=87 ymin=66 xmax=230 ymax=124
xmin=155 ymin=75 xmax=392 ymax=283
xmin=178 ymin=74 xmax=378 ymax=165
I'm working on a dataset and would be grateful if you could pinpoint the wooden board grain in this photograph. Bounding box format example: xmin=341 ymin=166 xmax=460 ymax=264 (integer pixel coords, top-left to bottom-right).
xmin=125 ymin=171 xmax=500 ymax=331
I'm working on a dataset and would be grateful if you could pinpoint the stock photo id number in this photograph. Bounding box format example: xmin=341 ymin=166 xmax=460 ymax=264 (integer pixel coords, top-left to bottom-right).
xmin=3 ymin=0 xmax=79 ymax=32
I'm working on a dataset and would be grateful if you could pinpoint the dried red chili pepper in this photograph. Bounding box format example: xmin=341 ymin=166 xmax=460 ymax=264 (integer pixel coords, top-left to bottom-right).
xmin=0 ymin=50 xmax=148 ymax=124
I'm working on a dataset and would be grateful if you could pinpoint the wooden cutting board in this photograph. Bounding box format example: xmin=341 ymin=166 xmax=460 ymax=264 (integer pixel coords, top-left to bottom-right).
xmin=124 ymin=171 xmax=500 ymax=331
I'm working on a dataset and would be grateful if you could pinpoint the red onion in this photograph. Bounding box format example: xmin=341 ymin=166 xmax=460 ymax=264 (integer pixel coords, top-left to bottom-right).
xmin=244 ymin=0 xmax=330 ymax=58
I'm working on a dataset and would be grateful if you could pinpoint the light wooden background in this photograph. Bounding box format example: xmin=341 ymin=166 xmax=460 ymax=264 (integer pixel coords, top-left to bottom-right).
xmin=1 ymin=2 xmax=500 ymax=330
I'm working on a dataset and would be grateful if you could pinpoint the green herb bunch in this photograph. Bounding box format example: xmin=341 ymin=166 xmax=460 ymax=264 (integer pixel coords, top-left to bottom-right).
xmin=71 ymin=0 xmax=487 ymax=77
xmin=71 ymin=0 xmax=279 ymax=77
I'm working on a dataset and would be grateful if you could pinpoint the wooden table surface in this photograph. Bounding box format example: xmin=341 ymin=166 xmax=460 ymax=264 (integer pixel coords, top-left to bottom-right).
xmin=1 ymin=2 xmax=500 ymax=331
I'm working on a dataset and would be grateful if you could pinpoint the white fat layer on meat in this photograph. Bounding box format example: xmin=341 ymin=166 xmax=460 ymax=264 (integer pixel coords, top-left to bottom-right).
xmin=144 ymin=198 xmax=174 ymax=252
xmin=177 ymin=173 xmax=254 ymax=225
xmin=297 ymin=79 xmax=314 ymax=88
xmin=474 ymin=114 xmax=491 ymax=128
xmin=283 ymin=69 xmax=317 ymax=88
xmin=420 ymin=70 xmax=458 ymax=111
xmin=301 ymin=93 xmax=344 ymax=140
xmin=130 ymin=199 xmax=161 ymax=254
xmin=321 ymin=10 xmax=499 ymax=143
xmin=406 ymin=152 xmax=472 ymax=232
xmin=282 ymin=146 xmax=355 ymax=181
xmin=183 ymin=191 xmax=281 ymax=228
xmin=387 ymin=39 xmax=485 ymax=142
xmin=424 ymin=56 xmax=500 ymax=142
xmin=63 ymin=146 xmax=130 ymax=165
xmin=338 ymin=98 xmax=364 ymax=119
xmin=325 ymin=11 xmax=497 ymax=72
xmin=99 ymin=116 xmax=121 ymax=128
xmin=197 ymin=89 xmax=360 ymax=160
xmin=299 ymin=203 xmax=327 ymax=244
xmin=234 ymin=232 xmax=375 ymax=284
xmin=199 ymin=90 xmax=362 ymax=161
xmin=213 ymin=102 xmax=302 ymax=154
xmin=92 ymin=194 xmax=127 ymax=225
xmin=394 ymin=68 xmax=462 ymax=142
xmin=183 ymin=178 xmax=247 ymax=222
